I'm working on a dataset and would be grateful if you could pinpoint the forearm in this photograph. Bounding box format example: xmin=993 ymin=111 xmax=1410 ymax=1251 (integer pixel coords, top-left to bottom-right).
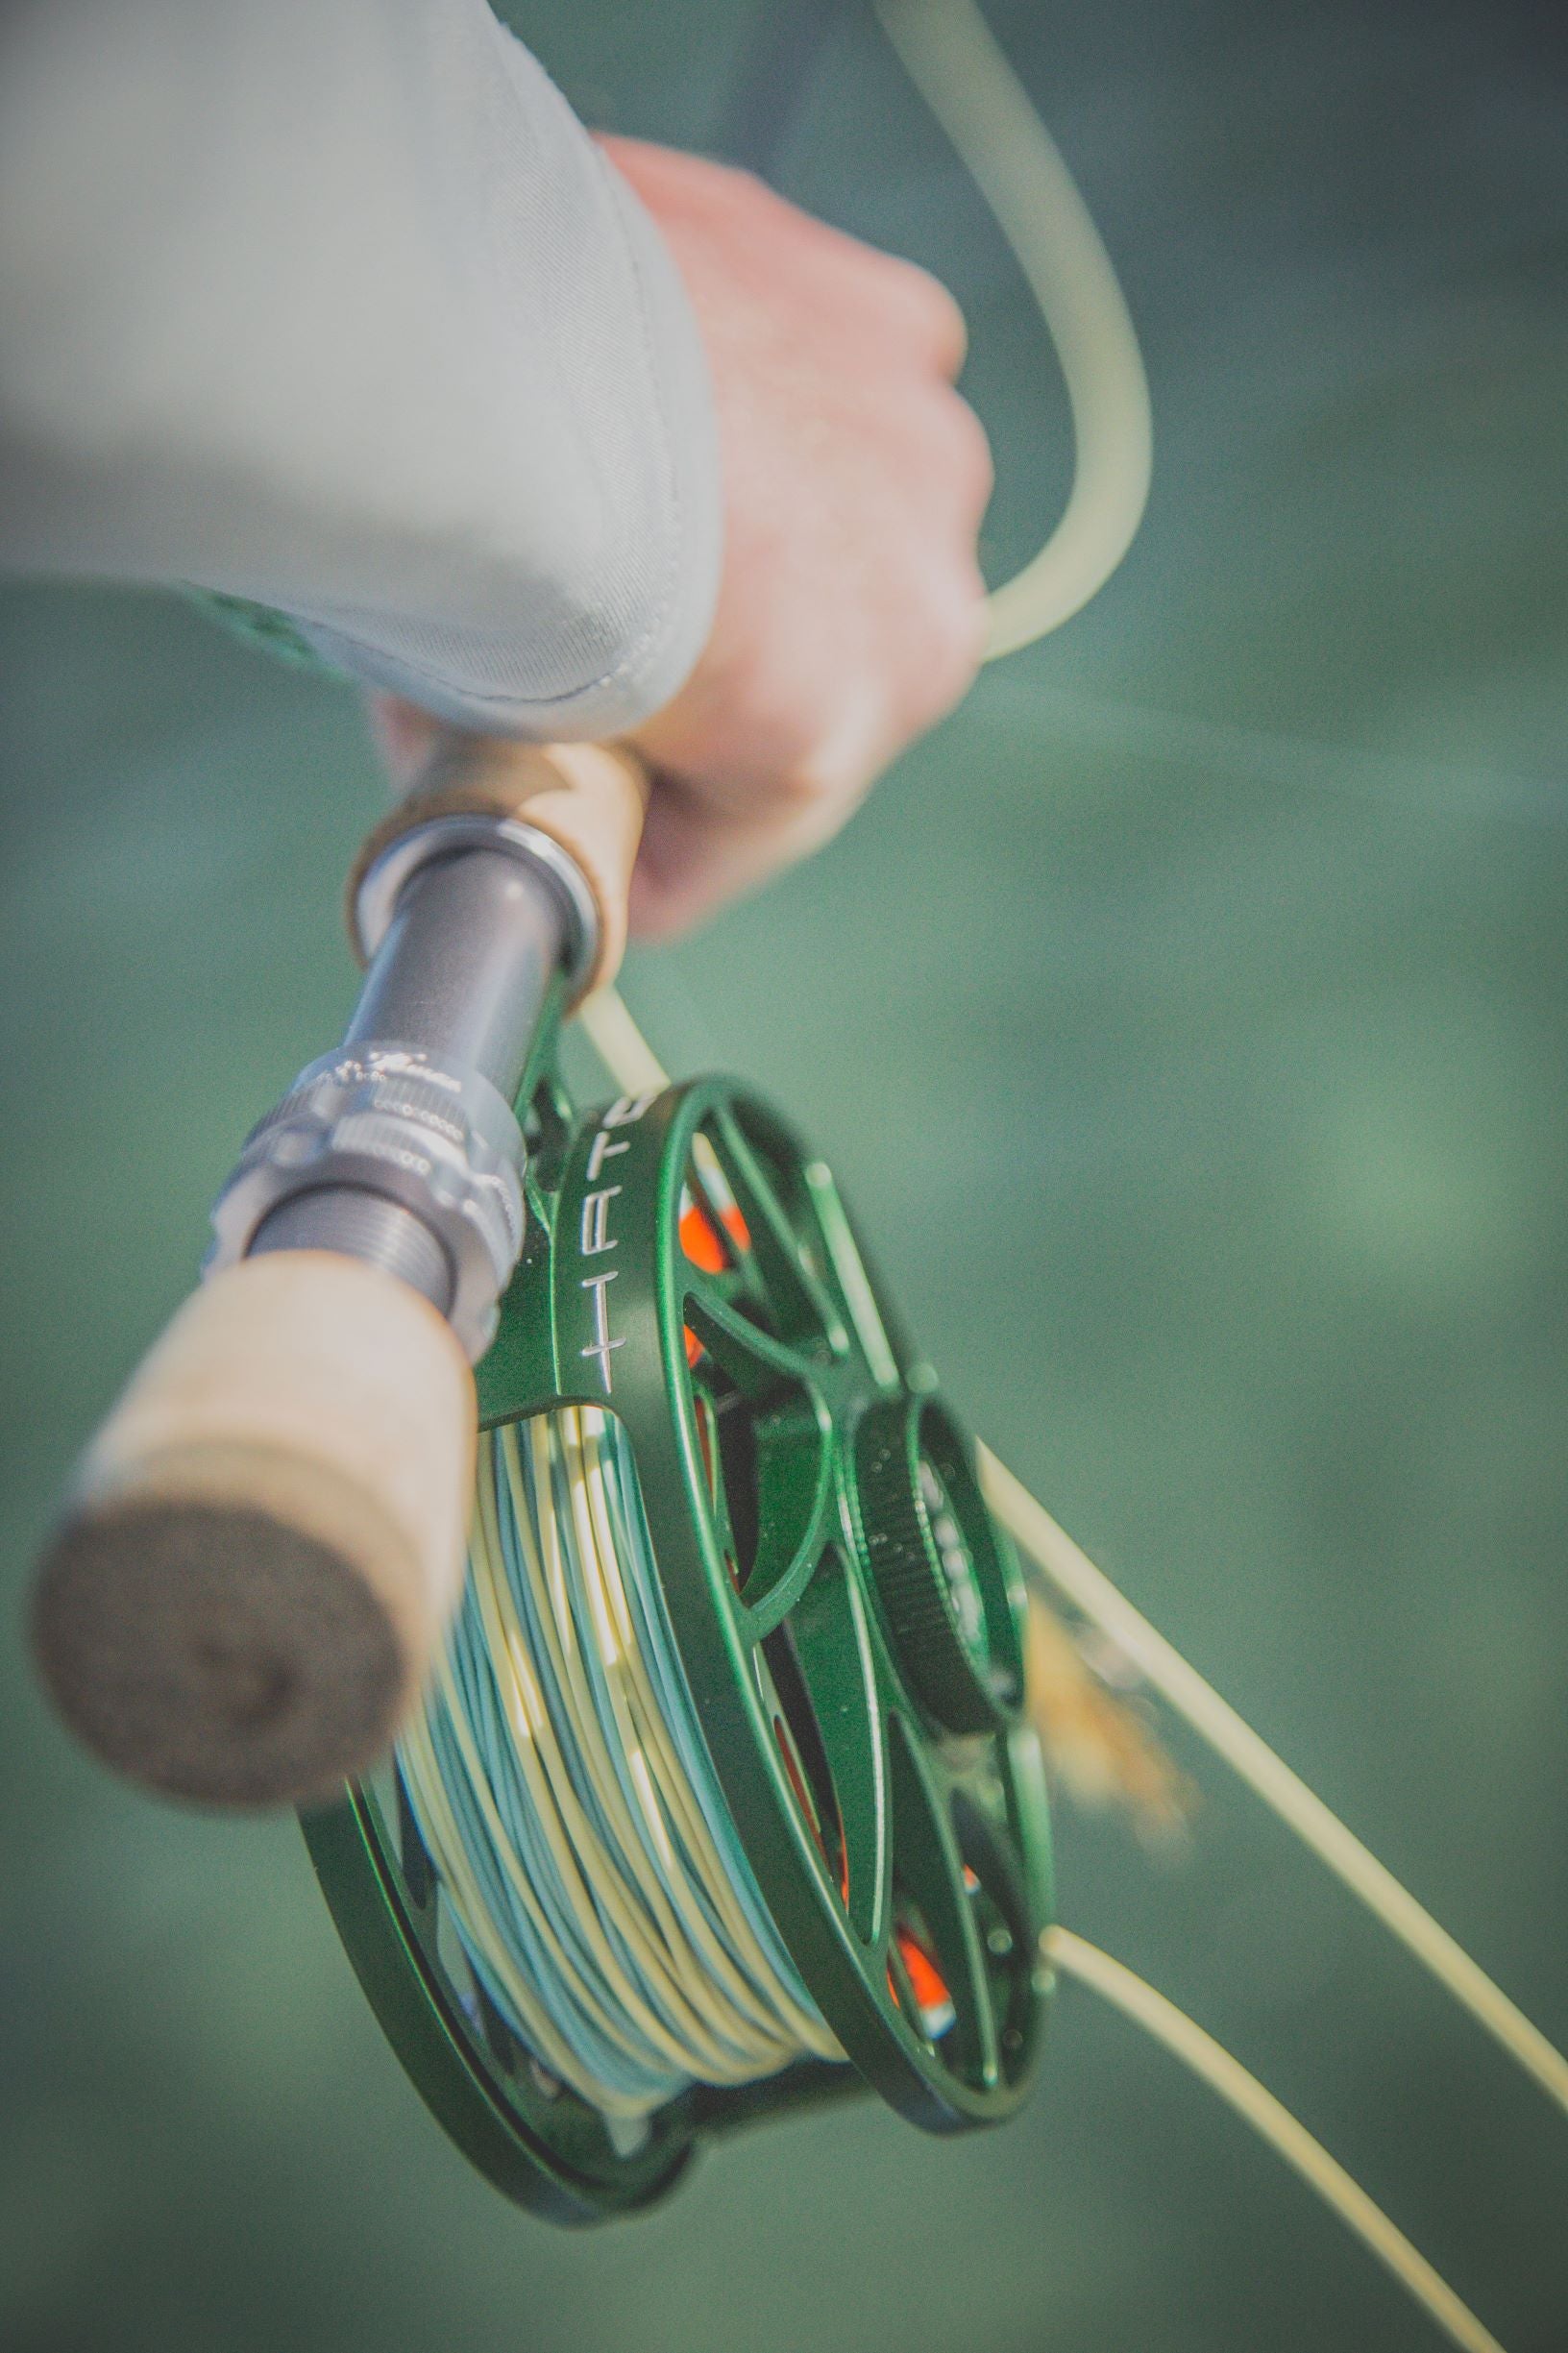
xmin=0 ymin=0 xmax=721 ymax=737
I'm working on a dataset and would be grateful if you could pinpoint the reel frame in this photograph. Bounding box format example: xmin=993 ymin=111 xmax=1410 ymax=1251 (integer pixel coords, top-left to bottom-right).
xmin=306 ymin=1068 xmax=1053 ymax=2220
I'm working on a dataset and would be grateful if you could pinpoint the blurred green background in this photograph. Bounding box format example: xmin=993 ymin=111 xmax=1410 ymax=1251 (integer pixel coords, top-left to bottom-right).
xmin=3 ymin=2 xmax=1565 ymax=2346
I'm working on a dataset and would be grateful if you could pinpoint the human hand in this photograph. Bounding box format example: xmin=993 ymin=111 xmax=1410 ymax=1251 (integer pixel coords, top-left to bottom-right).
xmin=601 ymin=135 xmax=991 ymax=937
xmin=374 ymin=138 xmax=992 ymax=940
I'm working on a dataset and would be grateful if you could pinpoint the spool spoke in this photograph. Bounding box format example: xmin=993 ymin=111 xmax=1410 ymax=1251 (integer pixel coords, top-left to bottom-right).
xmin=887 ymin=1711 xmax=1000 ymax=2087
xmin=784 ymin=1551 xmax=891 ymax=1949
xmin=733 ymin=1486 xmax=837 ymax=1639
xmin=681 ymin=1269 xmax=833 ymax=1397
xmin=797 ymin=1158 xmax=904 ymax=1389
xmin=682 ymin=1282 xmax=836 ymax=1629
xmin=705 ymin=1110 xmax=847 ymax=1356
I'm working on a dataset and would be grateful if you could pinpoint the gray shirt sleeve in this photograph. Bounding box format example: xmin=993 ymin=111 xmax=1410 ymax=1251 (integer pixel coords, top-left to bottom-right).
xmin=0 ymin=0 xmax=723 ymax=738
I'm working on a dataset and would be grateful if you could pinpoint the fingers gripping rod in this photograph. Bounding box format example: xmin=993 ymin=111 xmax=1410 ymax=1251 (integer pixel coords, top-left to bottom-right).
xmin=32 ymin=740 xmax=649 ymax=1812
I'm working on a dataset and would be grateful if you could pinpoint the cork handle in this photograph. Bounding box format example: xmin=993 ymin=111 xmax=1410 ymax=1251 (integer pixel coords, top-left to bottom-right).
xmin=32 ymin=1253 xmax=477 ymax=1808
xmin=33 ymin=735 xmax=652 ymax=1809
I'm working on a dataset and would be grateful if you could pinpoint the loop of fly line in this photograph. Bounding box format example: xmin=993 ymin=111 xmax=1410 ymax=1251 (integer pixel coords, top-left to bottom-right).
xmin=578 ymin=993 xmax=1567 ymax=2115
xmin=873 ymin=0 xmax=1155 ymax=659
xmin=577 ymin=987 xmax=1532 ymax=2353
xmin=986 ymin=1451 xmax=1568 ymax=2120
xmin=1046 ymin=1931 xmax=1506 ymax=2353
xmin=853 ymin=0 xmax=1568 ymax=2121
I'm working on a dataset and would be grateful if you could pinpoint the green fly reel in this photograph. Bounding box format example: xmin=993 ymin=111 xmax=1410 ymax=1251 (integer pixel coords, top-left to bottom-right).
xmin=305 ymin=1071 xmax=1054 ymax=2221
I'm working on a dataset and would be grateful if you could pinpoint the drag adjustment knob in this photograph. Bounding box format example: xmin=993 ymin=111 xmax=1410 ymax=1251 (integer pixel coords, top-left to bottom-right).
xmin=851 ymin=1394 xmax=1026 ymax=1735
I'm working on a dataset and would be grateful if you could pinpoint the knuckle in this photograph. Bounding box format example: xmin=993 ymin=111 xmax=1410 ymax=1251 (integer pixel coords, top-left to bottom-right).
xmin=777 ymin=740 xmax=862 ymax=816
xmin=898 ymin=386 xmax=994 ymax=524
xmin=947 ymin=392 xmax=994 ymax=511
xmin=912 ymin=569 xmax=989 ymax=710
xmin=873 ymin=255 xmax=969 ymax=373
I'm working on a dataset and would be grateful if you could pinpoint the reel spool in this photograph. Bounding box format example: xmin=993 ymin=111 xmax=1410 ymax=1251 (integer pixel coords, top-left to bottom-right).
xmin=306 ymin=1068 xmax=1053 ymax=2219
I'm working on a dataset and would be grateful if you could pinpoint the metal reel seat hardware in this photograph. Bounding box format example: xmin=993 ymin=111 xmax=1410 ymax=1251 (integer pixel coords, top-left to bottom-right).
xmin=306 ymin=1073 xmax=1054 ymax=2222
xmin=351 ymin=813 xmax=600 ymax=985
xmin=208 ymin=796 xmax=607 ymax=1365
xmin=208 ymin=1048 xmax=526 ymax=1361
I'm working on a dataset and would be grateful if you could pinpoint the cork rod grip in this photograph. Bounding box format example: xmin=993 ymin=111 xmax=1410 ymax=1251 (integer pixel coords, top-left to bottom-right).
xmin=33 ymin=737 xmax=653 ymax=1809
